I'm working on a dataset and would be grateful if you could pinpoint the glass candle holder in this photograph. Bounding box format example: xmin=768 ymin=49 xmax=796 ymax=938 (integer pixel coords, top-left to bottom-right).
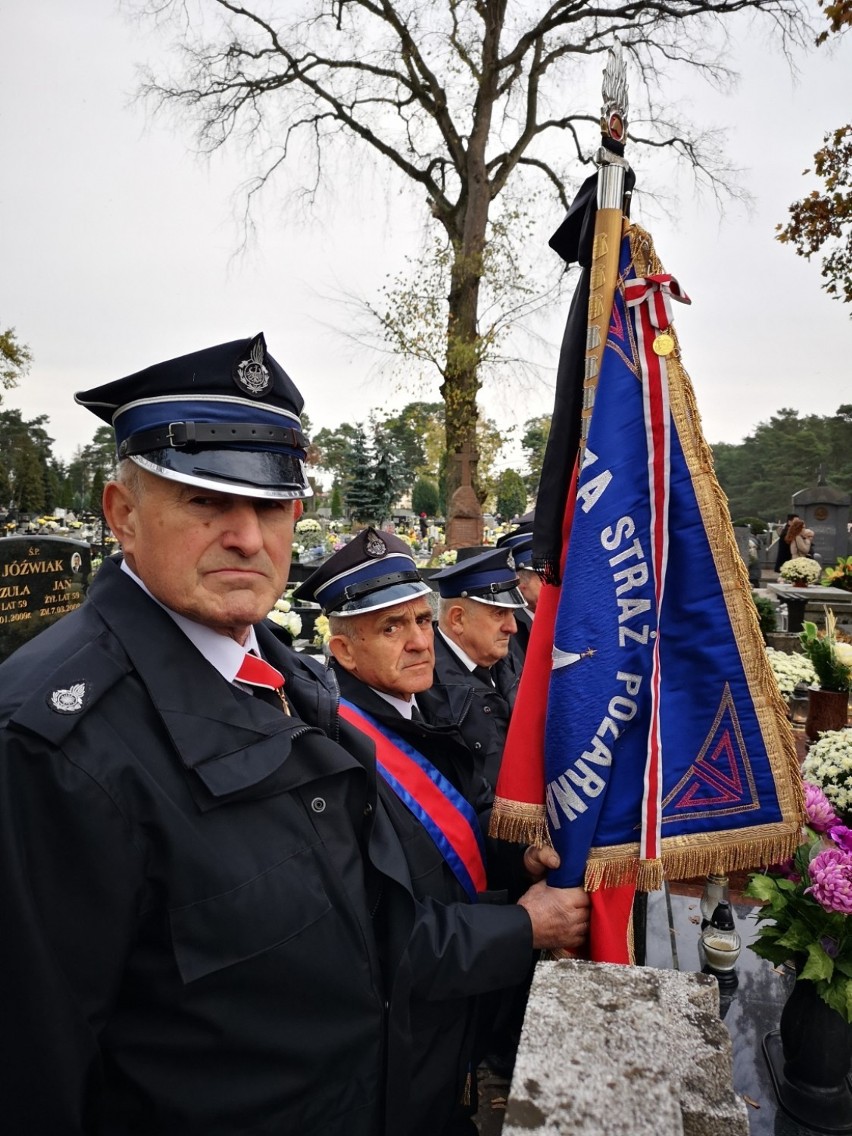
xmin=700 ymin=900 xmax=741 ymax=973
xmin=699 ymin=872 xmax=729 ymax=928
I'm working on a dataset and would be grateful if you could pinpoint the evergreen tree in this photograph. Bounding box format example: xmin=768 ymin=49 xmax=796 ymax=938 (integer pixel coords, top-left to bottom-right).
xmin=412 ymin=478 xmax=439 ymax=517
xmin=0 ymin=409 xmax=57 ymax=513
xmin=330 ymin=483 xmax=343 ymax=519
xmin=14 ymin=440 xmax=46 ymax=514
xmin=495 ymin=468 xmax=528 ymax=522
xmin=343 ymin=426 xmax=378 ymax=524
xmin=372 ymin=448 xmax=404 ymax=526
xmin=710 ymin=405 xmax=852 ymax=519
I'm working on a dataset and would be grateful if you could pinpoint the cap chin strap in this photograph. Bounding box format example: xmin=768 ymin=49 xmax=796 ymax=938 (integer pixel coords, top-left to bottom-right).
xmin=342 ymin=570 xmax=423 ymax=603
xmin=460 ymin=577 xmax=520 ymax=598
xmin=119 ymin=420 xmax=308 ymax=458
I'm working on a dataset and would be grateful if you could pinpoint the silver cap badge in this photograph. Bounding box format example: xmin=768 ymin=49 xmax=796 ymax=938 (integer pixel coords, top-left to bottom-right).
xmin=234 ymin=334 xmax=273 ymax=398
xmin=365 ymin=532 xmax=387 ymax=558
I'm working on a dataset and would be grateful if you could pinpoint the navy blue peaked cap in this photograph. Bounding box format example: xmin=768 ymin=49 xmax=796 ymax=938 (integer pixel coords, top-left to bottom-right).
xmin=292 ymin=527 xmax=432 ymax=615
xmin=75 ymin=333 xmax=312 ymax=499
xmin=507 ymin=534 xmax=533 ymax=569
xmin=431 ymin=546 xmax=525 ymax=607
xmin=496 ymin=521 xmax=533 ymax=551
xmin=496 ymin=521 xmax=534 ymax=569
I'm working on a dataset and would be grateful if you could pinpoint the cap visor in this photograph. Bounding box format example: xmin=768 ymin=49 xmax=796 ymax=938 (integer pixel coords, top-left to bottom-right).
xmin=132 ymin=449 xmax=312 ymax=500
xmin=467 ymin=586 xmax=527 ymax=608
xmin=329 ymin=579 xmax=433 ymax=616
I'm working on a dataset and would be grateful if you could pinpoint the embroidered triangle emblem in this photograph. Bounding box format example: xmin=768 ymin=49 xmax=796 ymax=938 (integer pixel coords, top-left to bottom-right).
xmin=662 ymin=684 xmax=759 ymax=821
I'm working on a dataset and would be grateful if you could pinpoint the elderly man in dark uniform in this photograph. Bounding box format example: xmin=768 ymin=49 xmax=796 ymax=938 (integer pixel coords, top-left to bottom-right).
xmin=0 ymin=334 xmax=587 ymax=1136
xmin=431 ymin=546 xmax=537 ymax=1083
xmin=431 ymin=547 xmax=526 ymax=791
xmin=293 ymin=529 xmax=580 ymax=1135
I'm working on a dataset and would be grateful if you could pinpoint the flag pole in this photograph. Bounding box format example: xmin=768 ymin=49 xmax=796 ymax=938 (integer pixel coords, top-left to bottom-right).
xmin=583 ymin=46 xmax=630 ymax=451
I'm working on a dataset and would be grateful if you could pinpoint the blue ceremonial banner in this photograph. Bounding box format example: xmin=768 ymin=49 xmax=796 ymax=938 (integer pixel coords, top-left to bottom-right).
xmin=543 ymin=226 xmax=802 ymax=892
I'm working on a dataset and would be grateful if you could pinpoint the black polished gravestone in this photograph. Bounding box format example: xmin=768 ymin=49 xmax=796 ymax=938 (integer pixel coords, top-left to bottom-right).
xmin=0 ymin=536 xmax=92 ymax=663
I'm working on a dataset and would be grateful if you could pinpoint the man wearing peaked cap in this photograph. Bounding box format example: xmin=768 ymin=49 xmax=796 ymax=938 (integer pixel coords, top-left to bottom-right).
xmin=495 ymin=528 xmax=540 ymax=653
xmin=296 ymin=529 xmax=583 ymax=1136
xmin=497 ymin=535 xmax=537 ymax=650
xmin=293 ymin=525 xmax=432 ymax=617
xmin=431 ymin=546 xmax=536 ymax=1085
xmin=0 ymin=336 xmax=589 ymax=1136
xmin=431 ymin=546 xmax=526 ymax=789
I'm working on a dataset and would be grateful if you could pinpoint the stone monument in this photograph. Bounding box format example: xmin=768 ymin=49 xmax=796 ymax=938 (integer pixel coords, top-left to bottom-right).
xmin=0 ymin=536 xmax=92 ymax=664
xmin=792 ymin=466 xmax=850 ymax=569
xmin=445 ymin=446 xmax=483 ymax=550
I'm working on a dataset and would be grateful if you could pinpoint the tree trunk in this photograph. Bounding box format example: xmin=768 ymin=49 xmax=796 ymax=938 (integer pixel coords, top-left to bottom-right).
xmin=439 ymin=2 xmax=504 ymax=504
xmin=441 ymin=247 xmax=483 ymax=502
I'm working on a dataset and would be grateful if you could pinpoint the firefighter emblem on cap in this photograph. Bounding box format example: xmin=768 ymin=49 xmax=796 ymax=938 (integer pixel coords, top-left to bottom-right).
xmin=365 ymin=532 xmax=387 ymax=558
xmin=233 ymin=334 xmax=273 ymax=398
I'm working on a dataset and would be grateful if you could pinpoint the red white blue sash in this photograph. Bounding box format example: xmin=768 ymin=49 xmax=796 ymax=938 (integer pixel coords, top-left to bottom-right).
xmin=339 ymin=698 xmax=487 ymax=901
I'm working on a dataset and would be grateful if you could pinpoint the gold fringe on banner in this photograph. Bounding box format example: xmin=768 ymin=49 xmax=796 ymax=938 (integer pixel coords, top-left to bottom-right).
xmin=583 ymin=822 xmax=803 ymax=893
xmin=581 ymin=225 xmax=806 ymax=887
xmin=489 ymin=797 xmax=550 ymax=847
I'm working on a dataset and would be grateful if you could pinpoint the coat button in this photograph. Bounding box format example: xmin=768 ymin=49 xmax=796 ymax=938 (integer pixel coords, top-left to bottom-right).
xmin=364 ymin=802 xmax=373 ymax=816
xmin=474 ymin=742 xmax=482 ymax=750
xmin=483 ymin=706 xmax=492 ymax=714
xmin=311 ymin=797 xmax=327 ymax=813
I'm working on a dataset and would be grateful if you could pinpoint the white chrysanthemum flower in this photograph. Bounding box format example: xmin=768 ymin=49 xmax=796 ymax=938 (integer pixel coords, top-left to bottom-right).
xmin=803 ymin=730 xmax=852 ymax=818
xmin=780 ymin=556 xmax=822 ymax=585
xmin=267 ymin=608 xmax=303 ymax=638
xmin=765 ymin=647 xmax=817 ymax=697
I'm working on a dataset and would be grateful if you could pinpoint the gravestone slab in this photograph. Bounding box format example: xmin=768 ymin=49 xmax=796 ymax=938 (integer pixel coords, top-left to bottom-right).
xmin=0 ymin=536 xmax=91 ymax=663
xmin=792 ymin=479 xmax=850 ymax=568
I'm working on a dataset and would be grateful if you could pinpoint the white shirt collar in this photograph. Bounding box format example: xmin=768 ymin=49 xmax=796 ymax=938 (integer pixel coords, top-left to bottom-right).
xmin=120 ymin=559 xmax=259 ymax=683
xmin=372 ymin=688 xmax=418 ymax=719
xmin=437 ymin=626 xmax=479 ymax=673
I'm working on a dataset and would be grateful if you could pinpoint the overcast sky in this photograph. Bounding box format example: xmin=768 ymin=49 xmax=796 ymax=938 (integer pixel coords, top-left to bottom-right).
xmin=1 ymin=2 xmax=849 ymax=468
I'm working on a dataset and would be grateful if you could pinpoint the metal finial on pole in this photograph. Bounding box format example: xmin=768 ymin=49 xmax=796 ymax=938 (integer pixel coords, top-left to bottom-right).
xmin=581 ymin=43 xmax=632 ymax=445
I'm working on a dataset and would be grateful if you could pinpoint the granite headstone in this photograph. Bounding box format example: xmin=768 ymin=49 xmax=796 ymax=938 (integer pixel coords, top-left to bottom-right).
xmin=0 ymin=536 xmax=92 ymax=663
xmin=792 ymin=473 xmax=850 ymax=569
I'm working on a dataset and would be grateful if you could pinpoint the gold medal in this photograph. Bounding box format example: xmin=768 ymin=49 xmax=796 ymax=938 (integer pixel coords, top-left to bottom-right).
xmin=652 ymin=333 xmax=674 ymax=356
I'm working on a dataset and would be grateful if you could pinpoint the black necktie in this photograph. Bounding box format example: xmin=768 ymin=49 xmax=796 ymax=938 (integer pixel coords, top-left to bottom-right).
xmin=473 ymin=665 xmax=494 ymax=687
xmin=410 ymin=704 xmax=424 ymax=725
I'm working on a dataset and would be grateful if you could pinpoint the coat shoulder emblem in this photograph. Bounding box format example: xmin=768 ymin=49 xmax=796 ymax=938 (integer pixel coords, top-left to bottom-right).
xmin=48 ymin=682 xmax=88 ymax=714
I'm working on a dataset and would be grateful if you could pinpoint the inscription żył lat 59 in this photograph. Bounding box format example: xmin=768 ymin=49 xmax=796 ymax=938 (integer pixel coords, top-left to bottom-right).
xmin=0 ymin=536 xmax=92 ymax=663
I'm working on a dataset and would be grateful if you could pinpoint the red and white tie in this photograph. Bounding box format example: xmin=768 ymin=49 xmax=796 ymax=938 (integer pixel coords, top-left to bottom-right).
xmin=235 ymin=653 xmax=290 ymax=714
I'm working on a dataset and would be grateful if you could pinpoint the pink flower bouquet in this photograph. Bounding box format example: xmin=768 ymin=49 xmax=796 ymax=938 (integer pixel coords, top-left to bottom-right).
xmin=746 ymin=781 xmax=852 ymax=1022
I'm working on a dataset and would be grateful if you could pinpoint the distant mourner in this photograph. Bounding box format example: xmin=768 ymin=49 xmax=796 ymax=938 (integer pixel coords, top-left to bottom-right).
xmin=495 ymin=523 xmax=539 ymax=652
xmin=0 ymin=333 xmax=588 ymax=1135
xmin=293 ymin=529 xmax=579 ymax=1134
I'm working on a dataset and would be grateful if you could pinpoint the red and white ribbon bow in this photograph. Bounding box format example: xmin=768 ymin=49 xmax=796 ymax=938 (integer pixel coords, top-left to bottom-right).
xmin=624 ymin=274 xmax=691 ymax=330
